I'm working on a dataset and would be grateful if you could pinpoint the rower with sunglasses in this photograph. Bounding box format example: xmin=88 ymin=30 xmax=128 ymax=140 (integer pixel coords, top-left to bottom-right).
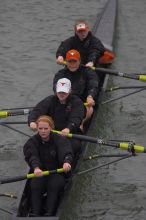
xmin=53 ymin=49 xmax=99 ymax=128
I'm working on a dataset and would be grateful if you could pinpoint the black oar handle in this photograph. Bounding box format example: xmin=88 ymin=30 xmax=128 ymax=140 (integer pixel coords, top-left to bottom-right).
xmin=71 ymin=133 xmax=98 ymax=143
xmin=0 ymin=121 xmax=27 ymax=125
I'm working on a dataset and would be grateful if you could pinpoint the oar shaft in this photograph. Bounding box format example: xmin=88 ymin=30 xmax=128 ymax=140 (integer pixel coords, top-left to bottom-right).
xmin=91 ymin=66 xmax=146 ymax=82
xmin=0 ymin=193 xmax=17 ymax=199
xmin=52 ymin=130 xmax=98 ymax=143
xmin=0 ymin=121 xmax=27 ymax=125
xmin=64 ymin=61 xmax=146 ymax=82
xmin=84 ymin=153 xmax=132 ymax=161
xmin=0 ymin=168 xmax=64 ymax=184
xmin=0 ymin=175 xmax=26 ymax=184
xmin=1 ymin=107 xmax=33 ymax=111
xmin=106 ymin=86 xmax=146 ymax=92
xmin=101 ymin=88 xmax=145 ymax=104
xmin=78 ymin=155 xmax=133 ymax=175
xmin=52 ymin=130 xmax=119 ymax=146
xmin=0 ymin=109 xmax=31 ymax=118
xmin=52 ymin=130 xmax=146 ymax=153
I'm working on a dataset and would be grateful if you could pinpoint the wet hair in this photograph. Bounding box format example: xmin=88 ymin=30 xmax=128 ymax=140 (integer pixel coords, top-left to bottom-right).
xmin=36 ymin=115 xmax=55 ymax=130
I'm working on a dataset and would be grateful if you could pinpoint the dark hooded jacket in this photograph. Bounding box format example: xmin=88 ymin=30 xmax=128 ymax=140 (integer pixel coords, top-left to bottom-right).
xmin=56 ymin=32 xmax=105 ymax=65
xmin=28 ymin=95 xmax=85 ymax=133
xmin=53 ymin=66 xmax=99 ymax=102
xmin=23 ymin=133 xmax=73 ymax=171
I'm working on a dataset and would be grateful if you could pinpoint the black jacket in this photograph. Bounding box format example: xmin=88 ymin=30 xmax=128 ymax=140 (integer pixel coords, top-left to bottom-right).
xmin=53 ymin=66 xmax=99 ymax=101
xmin=28 ymin=95 xmax=85 ymax=133
xmin=23 ymin=133 xmax=73 ymax=171
xmin=56 ymin=32 xmax=105 ymax=65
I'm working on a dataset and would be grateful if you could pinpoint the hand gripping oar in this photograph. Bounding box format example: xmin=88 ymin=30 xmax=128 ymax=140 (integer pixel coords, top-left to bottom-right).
xmin=0 ymin=109 xmax=32 ymax=119
xmin=52 ymin=130 xmax=146 ymax=153
xmin=0 ymin=168 xmax=64 ymax=185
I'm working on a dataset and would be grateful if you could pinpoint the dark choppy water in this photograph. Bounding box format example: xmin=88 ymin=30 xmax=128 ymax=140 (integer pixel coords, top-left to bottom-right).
xmin=0 ymin=0 xmax=146 ymax=219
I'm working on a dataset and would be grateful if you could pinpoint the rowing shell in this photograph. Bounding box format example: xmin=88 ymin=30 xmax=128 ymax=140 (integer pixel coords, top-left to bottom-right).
xmin=12 ymin=0 xmax=117 ymax=219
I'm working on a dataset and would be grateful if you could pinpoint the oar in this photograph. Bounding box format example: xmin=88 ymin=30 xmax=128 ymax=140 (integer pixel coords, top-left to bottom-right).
xmin=83 ymin=153 xmax=133 ymax=161
xmin=0 ymin=121 xmax=27 ymax=125
xmin=0 ymin=123 xmax=31 ymax=137
xmin=0 ymin=121 xmax=138 ymax=142
xmin=0 ymin=207 xmax=13 ymax=215
xmin=77 ymin=154 xmax=133 ymax=175
xmin=0 ymin=122 xmax=135 ymax=148
xmin=90 ymin=66 xmax=146 ymax=82
xmin=0 ymin=193 xmax=17 ymax=199
xmin=62 ymin=61 xmax=146 ymax=82
xmin=105 ymin=86 xmax=146 ymax=92
xmin=52 ymin=130 xmax=146 ymax=153
xmin=0 ymin=103 xmax=88 ymax=117
xmin=1 ymin=125 xmax=145 ymax=154
xmin=0 ymin=109 xmax=32 ymax=119
xmin=0 ymin=168 xmax=64 ymax=185
xmin=0 ymin=107 xmax=33 ymax=111
xmin=101 ymin=88 xmax=145 ymax=105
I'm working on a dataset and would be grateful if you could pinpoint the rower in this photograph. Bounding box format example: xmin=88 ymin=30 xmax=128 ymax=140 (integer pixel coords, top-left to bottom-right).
xmin=53 ymin=49 xmax=99 ymax=128
xmin=24 ymin=115 xmax=73 ymax=217
xmin=28 ymin=78 xmax=85 ymax=154
xmin=56 ymin=19 xmax=105 ymax=67
xmin=56 ymin=19 xmax=114 ymax=85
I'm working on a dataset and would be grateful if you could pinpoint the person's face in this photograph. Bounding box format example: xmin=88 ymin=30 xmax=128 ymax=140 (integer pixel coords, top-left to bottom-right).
xmin=76 ymin=29 xmax=89 ymax=41
xmin=67 ymin=60 xmax=80 ymax=72
xmin=37 ymin=121 xmax=51 ymax=140
xmin=57 ymin=92 xmax=70 ymax=102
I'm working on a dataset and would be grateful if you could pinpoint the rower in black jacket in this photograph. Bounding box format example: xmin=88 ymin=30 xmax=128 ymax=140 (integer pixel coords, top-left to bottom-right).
xmin=56 ymin=19 xmax=105 ymax=68
xmin=28 ymin=78 xmax=85 ymax=154
xmin=24 ymin=115 xmax=73 ymax=217
xmin=53 ymin=49 xmax=99 ymax=128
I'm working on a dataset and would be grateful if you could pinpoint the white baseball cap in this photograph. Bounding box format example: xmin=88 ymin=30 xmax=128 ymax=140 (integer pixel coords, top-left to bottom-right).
xmin=56 ymin=78 xmax=71 ymax=93
xmin=76 ymin=23 xmax=87 ymax=31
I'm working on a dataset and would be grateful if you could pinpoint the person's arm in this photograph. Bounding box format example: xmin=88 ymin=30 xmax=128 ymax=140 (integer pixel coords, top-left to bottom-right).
xmin=23 ymin=138 xmax=42 ymax=171
xmin=55 ymin=134 xmax=73 ymax=171
xmin=56 ymin=37 xmax=74 ymax=60
xmin=28 ymin=96 xmax=53 ymax=128
xmin=87 ymin=35 xmax=105 ymax=65
xmin=86 ymin=68 xmax=99 ymax=101
xmin=86 ymin=95 xmax=95 ymax=107
xmin=66 ymin=96 xmax=85 ymax=133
